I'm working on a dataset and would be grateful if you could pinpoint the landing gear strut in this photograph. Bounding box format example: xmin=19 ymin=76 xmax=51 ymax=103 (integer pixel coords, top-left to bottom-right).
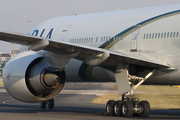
xmin=40 ymin=98 xmax=54 ymax=109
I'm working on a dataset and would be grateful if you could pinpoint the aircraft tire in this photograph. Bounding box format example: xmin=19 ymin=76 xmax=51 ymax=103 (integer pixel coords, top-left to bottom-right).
xmin=106 ymin=100 xmax=115 ymax=116
xmin=114 ymin=100 xmax=123 ymax=116
xmin=48 ymin=99 xmax=54 ymax=109
xmin=40 ymin=101 xmax=46 ymax=109
xmin=139 ymin=101 xmax=150 ymax=117
xmin=121 ymin=101 xmax=133 ymax=117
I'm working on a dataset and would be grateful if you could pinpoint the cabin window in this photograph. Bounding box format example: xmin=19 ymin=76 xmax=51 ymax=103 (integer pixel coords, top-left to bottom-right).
xmin=177 ymin=32 xmax=179 ymax=37
xmin=101 ymin=37 xmax=103 ymax=42
xmin=167 ymin=32 xmax=169 ymax=38
xmin=81 ymin=38 xmax=83 ymax=43
xmin=96 ymin=37 xmax=98 ymax=42
xmin=170 ymin=32 xmax=172 ymax=38
xmin=146 ymin=34 xmax=148 ymax=39
xmin=164 ymin=33 xmax=166 ymax=38
xmin=158 ymin=33 xmax=160 ymax=38
xmin=173 ymin=32 xmax=176 ymax=37
xmin=91 ymin=37 xmax=93 ymax=42
xmin=149 ymin=34 xmax=151 ymax=39
xmin=77 ymin=38 xmax=79 ymax=43
xmin=152 ymin=33 xmax=154 ymax=39
xmin=161 ymin=33 xmax=163 ymax=38
xmin=143 ymin=34 xmax=146 ymax=39
xmin=155 ymin=33 xmax=157 ymax=38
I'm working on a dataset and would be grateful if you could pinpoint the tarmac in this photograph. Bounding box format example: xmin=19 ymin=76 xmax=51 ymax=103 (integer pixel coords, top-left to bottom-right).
xmin=0 ymin=82 xmax=180 ymax=120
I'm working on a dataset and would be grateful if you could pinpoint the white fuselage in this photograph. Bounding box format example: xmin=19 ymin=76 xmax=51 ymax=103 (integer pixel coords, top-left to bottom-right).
xmin=27 ymin=4 xmax=180 ymax=85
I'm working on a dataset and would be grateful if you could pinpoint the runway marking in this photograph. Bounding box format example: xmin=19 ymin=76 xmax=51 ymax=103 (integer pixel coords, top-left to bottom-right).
xmin=0 ymin=89 xmax=6 ymax=92
xmin=61 ymin=90 xmax=109 ymax=96
xmin=3 ymin=99 xmax=15 ymax=105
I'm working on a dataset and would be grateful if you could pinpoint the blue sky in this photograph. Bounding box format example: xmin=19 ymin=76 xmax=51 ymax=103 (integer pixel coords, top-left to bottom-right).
xmin=1 ymin=0 xmax=180 ymax=53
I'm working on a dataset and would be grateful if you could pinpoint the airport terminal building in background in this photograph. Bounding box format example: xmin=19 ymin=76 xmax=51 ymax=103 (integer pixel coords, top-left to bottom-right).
xmin=0 ymin=50 xmax=20 ymax=77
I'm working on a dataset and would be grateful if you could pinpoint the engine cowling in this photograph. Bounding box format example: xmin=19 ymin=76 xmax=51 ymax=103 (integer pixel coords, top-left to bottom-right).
xmin=3 ymin=51 xmax=65 ymax=103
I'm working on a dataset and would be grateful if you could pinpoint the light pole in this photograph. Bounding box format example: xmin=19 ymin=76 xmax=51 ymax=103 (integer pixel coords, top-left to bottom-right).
xmin=27 ymin=20 xmax=33 ymax=51
xmin=27 ymin=20 xmax=33 ymax=31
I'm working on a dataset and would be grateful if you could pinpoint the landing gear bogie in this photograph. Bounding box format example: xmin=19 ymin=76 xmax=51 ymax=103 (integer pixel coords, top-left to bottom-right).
xmin=106 ymin=99 xmax=150 ymax=118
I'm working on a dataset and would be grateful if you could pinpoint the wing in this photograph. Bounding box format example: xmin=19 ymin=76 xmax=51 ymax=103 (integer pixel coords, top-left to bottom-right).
xmin=0 ymin=31 xmax=170 ymax=70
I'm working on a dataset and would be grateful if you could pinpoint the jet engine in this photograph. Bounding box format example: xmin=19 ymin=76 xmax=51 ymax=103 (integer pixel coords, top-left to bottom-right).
xmin=2 ymin=51 xmax=65 ymax=103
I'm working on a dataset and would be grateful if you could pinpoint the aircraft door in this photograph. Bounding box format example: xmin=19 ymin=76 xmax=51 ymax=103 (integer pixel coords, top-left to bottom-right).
xmin=59 ymin=30 xmax=67 ymax=41
xmin=130 ymin=25 xmax=141 ymax=51
xmin=53 ymin=25 xmax=72 ymax=41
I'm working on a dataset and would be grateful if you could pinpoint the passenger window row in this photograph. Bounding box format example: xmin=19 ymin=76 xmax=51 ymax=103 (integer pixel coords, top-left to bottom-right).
xmin=70 ymin=36 xmax=111 ymax=43
xmin=143 ymin=32 xmax=179 ymax=39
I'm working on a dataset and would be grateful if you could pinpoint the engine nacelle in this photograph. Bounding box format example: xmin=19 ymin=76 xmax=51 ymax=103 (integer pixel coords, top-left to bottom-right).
xmin=3 ymin=51 xmax=65 ymax=103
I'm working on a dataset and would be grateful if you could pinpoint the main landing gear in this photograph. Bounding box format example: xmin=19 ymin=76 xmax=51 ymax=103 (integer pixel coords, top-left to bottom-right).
xmin=40 ymin=98 xmax=54 ymax=109
xmin=106 ymin=94 xmax=150 ymax=117
xmin=107 ymin=64 xmax=155 ymax=117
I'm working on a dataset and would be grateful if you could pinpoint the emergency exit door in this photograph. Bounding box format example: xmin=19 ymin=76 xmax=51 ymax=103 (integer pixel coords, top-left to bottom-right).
xmin=130 ymin=25 xmax=141 ymax=51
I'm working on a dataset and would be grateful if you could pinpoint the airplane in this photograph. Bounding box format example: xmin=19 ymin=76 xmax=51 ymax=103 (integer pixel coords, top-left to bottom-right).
xmin=0 ymin=4 xmax=180 ymax=118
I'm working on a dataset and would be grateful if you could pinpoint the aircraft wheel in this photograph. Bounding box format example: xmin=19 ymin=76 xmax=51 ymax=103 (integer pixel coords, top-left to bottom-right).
xmin=106 ymin=100 xmax=115 ymax=116
xmin=48 ymin=99 xmax=54 ymax=109
xmin=139 ymin=101 xmax=150 ymax=117
xmin=114 ymin=100 xmax=123 ymax=116
xmin=121 ymin=101 xmax=133 ymax=117
xmin=40 ymin=101 xmax=46 ymax=109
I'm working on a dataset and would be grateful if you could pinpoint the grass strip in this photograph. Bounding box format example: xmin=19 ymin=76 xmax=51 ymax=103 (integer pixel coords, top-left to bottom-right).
xmin=0 ymin=81 xmax=4 ymax=87
xmin=92 ymin=85 xmax=180 ymax=109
